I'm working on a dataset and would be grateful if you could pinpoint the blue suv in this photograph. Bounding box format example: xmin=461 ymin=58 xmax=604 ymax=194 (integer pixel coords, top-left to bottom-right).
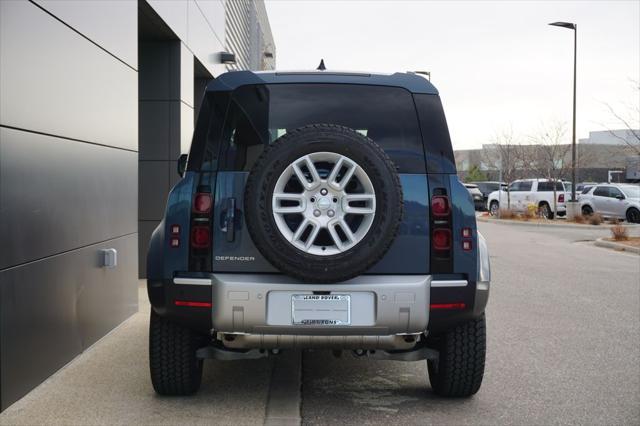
xmin=147 ymin=70 xmax=491 ymax=397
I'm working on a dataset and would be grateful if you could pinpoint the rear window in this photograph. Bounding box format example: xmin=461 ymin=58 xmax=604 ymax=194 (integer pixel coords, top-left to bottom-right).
xmin=213 ymin=84 xmax=426 ymax=173
xmin=537 ymin=181 xmax=564 ymax=191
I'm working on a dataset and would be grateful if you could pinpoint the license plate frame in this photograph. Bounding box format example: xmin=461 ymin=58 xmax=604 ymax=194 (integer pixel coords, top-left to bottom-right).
xmin=291 ymin=294 xmax=351 ymax=326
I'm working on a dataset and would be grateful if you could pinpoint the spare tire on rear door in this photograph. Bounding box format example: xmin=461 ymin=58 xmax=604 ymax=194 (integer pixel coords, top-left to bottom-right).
xmin=244 ymin=124 xmax=403 ymax=283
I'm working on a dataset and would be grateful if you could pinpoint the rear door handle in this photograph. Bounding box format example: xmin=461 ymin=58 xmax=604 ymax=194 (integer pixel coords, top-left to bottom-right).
xmin=224 ymin=198 xmax=236 ymax=242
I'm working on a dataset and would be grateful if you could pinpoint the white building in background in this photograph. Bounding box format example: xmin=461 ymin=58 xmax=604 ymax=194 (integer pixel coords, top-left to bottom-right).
xmin=579 ymin=129 xmax=639 ymax=146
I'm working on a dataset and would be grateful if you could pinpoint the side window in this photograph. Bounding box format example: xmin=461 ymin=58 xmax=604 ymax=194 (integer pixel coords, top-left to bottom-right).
xmin=538 ymin=181 xmax=563 ymax=191
xmin=413 ymin=94 xmax=456 ymax=174
xmin=508 ymin=182 xmax=520 ymax=192
xmin=609 ymin=187 xmax=624 ymax=199
xmin=581 ymin=186 xmax=593 ymax=194
xmin=519 ymin=181 xmax=532 ymax=192
xmin=593 ymin=186 xmax=608 ymax=197
xmin=537 ymin=182 xmax=552 ymax=191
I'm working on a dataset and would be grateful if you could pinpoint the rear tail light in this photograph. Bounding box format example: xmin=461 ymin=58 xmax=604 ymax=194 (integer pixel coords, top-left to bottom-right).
xmin=432 ymin=229 xmax=451 ymax=251
xmin=190 ymin=226 xmax=211 ymax=248
xmin=430 ymin=303 xmax=466 ymax=310
xmin=174 ymin=300 xmax=212 ymax=308
xmin=558 ymin=194 xmax=565 ymax=203
xmin=431 ymin=195 xmax=450 ymax=217
xmin=193 ymin=193 xmax=212 ymax=213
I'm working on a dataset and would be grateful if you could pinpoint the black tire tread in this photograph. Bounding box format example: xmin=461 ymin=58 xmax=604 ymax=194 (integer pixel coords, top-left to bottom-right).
xmin=149 ymin=310 xmax=204 ymax=395
xmin=428 ymin=315 xmax=486 ymax=397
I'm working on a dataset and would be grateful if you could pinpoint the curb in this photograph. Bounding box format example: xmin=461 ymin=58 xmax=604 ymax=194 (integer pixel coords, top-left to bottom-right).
xmin=594 ymin=238 xmax=640 ymax=254
xmin=477 ymin=216 xmax=640 ymax=230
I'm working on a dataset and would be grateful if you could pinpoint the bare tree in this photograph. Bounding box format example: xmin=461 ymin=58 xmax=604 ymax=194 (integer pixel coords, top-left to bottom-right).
xmin=482 ymin=128 xmax=524 ymax=210
xmin=529 ymin=121 xmax=571 ymax=218
xmin=602 ymin=79 xmax=640 ymax=155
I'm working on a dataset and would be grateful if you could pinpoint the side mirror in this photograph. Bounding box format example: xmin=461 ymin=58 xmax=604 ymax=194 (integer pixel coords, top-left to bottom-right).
xmin=177 ymin=154 xmax=188 ymax=178
xmin=616 ymin=194 xmax=625 ymax=200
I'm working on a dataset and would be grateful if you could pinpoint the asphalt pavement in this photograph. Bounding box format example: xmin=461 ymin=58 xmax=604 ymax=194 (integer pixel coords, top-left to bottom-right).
xmin=1 ymin=221 xmax=638 ymax=425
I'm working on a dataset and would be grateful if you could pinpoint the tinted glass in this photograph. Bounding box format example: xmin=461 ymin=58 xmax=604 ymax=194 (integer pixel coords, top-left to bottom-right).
xmin=593 ymin=186 xmax=608 ymax=197
xmin=509 ymin=181 xmax=530 ymax=192
xmin=215 ymin=84 xmax=425 ymax=173
xmin=537 ymin=181 xmax=564 ymax=191
xmin=519 ymin=181 xmax=533 ymax=191
xmin=413 ymin=94 xmax=455 ymax=173
xmin=581 ymin=185 xmax=593 ymax=194
xmin=609 ymin=187 xmax=624 ymax=198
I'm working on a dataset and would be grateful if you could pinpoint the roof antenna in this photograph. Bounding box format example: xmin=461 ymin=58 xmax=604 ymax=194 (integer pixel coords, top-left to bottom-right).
xmin=316 ymin=59 xmax=326 ymax=71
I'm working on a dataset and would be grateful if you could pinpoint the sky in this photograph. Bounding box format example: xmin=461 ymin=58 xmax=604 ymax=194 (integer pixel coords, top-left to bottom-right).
xmin=264 ymin=0 xmax=640 ymax=150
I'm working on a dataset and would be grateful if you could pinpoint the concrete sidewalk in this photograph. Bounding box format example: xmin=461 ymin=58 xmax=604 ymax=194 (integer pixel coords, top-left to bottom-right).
xmin=0 ymin=282 xmax=276 ymax=426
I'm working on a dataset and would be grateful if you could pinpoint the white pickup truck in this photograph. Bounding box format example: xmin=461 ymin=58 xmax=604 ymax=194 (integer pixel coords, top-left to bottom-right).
xmin=487 ymin=179 xmax=570 ymax=219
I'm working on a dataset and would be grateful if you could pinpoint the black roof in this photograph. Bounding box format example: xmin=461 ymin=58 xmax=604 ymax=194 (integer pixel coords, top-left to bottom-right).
xmin=206 ymin=70 xmax=439 ymax=95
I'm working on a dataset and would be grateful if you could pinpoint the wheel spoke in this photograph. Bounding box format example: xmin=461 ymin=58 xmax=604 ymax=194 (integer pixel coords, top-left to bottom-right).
xmin=327 ymin=157 xmax=345 ymax=189
xmin=292 ymin=156 xmax=321 ymax=190
xmin=343 ymin=194 xmax=375 ymax=214
xmin=303 ymin=221 xmax=321 ymax=249
xmin=329 ymin=157 xmax=357 ymax=191
xmin=327 ymin=223 xmax=346 ymax=252
xmin=337 ymin=219 xmax=355 ymax=243
xmin=272 ymin=193 xmax=305 ymax=214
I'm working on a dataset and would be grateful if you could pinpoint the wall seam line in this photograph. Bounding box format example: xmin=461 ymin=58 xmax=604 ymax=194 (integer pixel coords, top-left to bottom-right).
xmin=27 ymin=0 xmax=138 ymax=72
xmin=0 ymin=125 xmax=138 ymax=154
xmin=0 ymin=232 xmax=138 ymax=273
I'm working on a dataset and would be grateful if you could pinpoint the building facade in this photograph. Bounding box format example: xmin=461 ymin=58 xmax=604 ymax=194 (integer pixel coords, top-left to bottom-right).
xmin=0 ymin=0 xmax=274 ymax=411
xmin=455 ymin=129 xmax=640 ymax=183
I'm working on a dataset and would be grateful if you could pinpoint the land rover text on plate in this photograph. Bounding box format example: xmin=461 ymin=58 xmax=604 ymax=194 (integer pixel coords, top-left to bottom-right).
xmin=147 ymin=70 xmax=491 ymax=398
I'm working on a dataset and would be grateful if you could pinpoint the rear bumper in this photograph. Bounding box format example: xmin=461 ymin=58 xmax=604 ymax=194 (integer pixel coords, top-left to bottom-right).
xmin=211 ymin=274 xmax=430 ymax=336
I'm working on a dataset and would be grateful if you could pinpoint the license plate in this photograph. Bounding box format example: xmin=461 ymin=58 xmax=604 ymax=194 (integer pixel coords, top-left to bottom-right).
xmin=291 ymin=294 xmax=351 ymax=325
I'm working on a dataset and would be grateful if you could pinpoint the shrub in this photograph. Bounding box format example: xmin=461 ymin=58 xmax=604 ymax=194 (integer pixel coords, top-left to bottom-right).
xmin=521 ymin=204 xmax=536 ymax=221
xmin=588 ymin=213 xmax=603 ymax=225
xmin=571 ymin=214 xmax=586 ymax=224
xmin=499 ymin=209 xmax=516 ymax=219
xmin=610 ymin=224 xmax=629 ymax=241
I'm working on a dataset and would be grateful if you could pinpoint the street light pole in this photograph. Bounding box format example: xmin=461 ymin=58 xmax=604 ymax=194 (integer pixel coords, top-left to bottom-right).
xmin=549 ymin=21 xmax=578 ymax=212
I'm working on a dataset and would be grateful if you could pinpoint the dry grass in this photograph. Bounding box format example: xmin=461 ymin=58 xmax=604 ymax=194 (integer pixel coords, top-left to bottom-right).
xmin=499 ymin=209 xmax=516 ymax=219
xmin=570 ymin=214 xmax=586 ymax=224
xmin=610 ymin=224 xmax=629 ymax=241
xmin=588 ymin=213 xmax=603 ymax=225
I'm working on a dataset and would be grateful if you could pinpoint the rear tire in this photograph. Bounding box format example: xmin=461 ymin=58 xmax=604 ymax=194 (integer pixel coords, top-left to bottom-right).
xmin=489 ymin=201 xmax=499 ymax=216
xmin=539 ymin=202 xmax=554 ymax=219
xmin=626 ymin=207 xmax=640 ymax=224
xmin=427 ymin=314 xmax=486 ymax=397
xmin=149 ymin=310 xmax=204 ymax=395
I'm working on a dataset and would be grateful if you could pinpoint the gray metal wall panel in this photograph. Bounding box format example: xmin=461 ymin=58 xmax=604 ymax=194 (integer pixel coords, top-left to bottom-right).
xmin=0 ymin=233 xmax=138 ymax=410
xmin=138 ymin=161 xmax=170 ymax=221
xmin=0 ymin=128 xmax=137 ymax=269
xmin=147 ymin=0 xmax=226 ymax=78
xmin=194 ymin=0 xmax=225 ymax=44
xmin=33 ymin=0 xmax=138 ymax=69
xmin=138 ymin=41 xmax=182 ymax=102
xmin=0 ymin=0 xmax=137 ymax=151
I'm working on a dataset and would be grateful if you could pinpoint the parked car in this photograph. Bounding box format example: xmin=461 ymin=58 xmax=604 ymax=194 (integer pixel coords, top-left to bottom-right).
xmin=579 ymin=184 xmax=640 ymax=223
xmin=146 ymin=70 xmax=491 ymax=398
xmin=464 ymin=183 xmax=485 ymax=210
xmin=471 ymin=181 xmax=507 ymax=209
xmin=576 ymin=182 xmax=598 ymax=194
xmin=487 ymin=179 xmax=570 ymax=219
